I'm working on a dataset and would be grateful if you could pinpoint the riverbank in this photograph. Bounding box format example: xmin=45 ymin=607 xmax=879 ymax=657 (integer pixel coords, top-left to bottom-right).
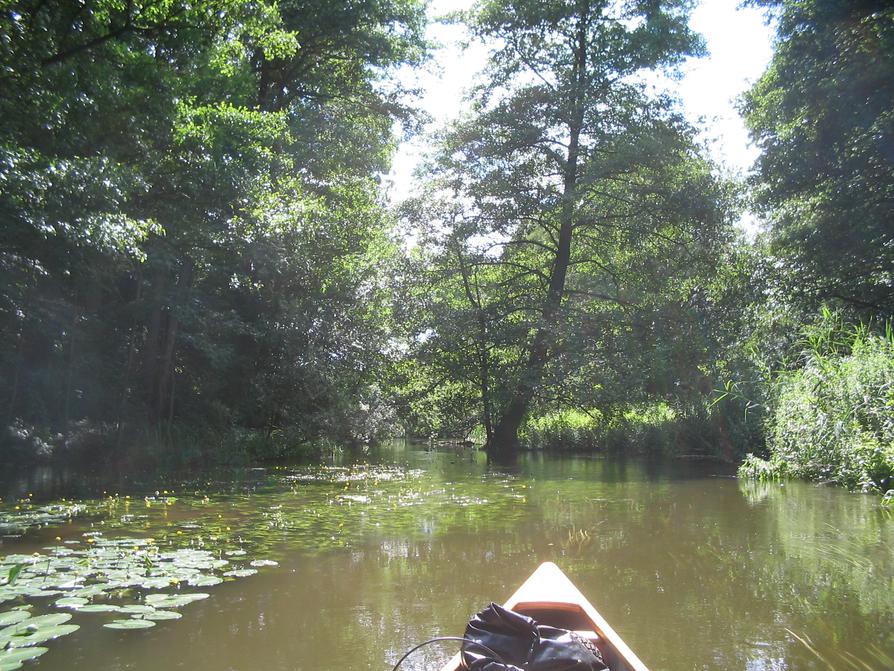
xmin=738 ymin=320 xmax=894 ymax=496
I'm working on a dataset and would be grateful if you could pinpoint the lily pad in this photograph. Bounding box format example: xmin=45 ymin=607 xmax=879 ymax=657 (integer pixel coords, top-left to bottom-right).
xmin=71 ymin=585 xmax=107 ymax=598
xmin=186 ymin=575 xmax=222 ymax=587
xmin=103 ymin=619 xmax=155 ymax=630
xmin=1 ymin=624 xmax=79 ymax=648
xmin=140 ymin=610 xmax=181 ymax=621
xmin=5 ymin=613 xmax=71 ymax=629
xmin=76 ymin=604 xmax=122 ymax=613
xmin=139 ymin=578 xmax=174 ymax=589
xmin=249 ymin=560 xmax=278 ymax=568
xmin=223 ymin=569 xmax=257 ymax=578
xmin=0 ymin=611 xmax=30 ymax=627
xmin=0 ymin=646 xmax=48 ymax=671
xmin=55 ymin=597 xmax=89 ymax=608
xmin=144 ymin=593 xmax=209 ymax=609
xmin=115 ymin=605 xmax=155 ymax=615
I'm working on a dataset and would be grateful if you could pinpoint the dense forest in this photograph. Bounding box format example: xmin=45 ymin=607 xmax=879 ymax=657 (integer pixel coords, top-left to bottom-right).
xmin=0 ymin=0 xmax=891 ymax=493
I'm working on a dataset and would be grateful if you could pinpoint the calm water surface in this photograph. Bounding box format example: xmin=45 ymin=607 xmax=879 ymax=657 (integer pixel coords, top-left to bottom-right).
xmin=1 ymin=444 xmax=892 ymax=671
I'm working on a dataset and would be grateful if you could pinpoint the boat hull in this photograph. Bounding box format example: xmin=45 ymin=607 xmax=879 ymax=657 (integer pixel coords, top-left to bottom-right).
xmin=439 ymin=562 xmax=649 ymax=671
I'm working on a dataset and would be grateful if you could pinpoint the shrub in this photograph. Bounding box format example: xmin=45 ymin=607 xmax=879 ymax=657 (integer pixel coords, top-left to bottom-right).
xmin=521 ymin=404 xmax=680 ymax=453
xmin=740 ymin=314 xmax=894 ymax=492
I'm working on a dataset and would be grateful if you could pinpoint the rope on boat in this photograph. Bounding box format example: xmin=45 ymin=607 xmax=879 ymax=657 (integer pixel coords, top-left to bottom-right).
xmin=390 ymin=636 xmax=506 ymax=671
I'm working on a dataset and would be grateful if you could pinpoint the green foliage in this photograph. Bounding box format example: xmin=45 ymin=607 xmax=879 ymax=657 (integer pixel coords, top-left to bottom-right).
xmin=4 ymin=565 xmax=23 ymax=587
xmin=522 ymin=410 xmax=601 ymax=452
xmin=520 ymin=404 xmax=686 ymax=453
xmin=742 ymin=0 xmax=894 ymax=319
xmin=738 ymin=452 xmax=788 ymax=482
xmin=0 ymin=0 xmax=427 ymax=455
xmin=401 ymin=0 xmax=738 ymax=452
xmin=739 ymin=313 xmax=894 ymax=492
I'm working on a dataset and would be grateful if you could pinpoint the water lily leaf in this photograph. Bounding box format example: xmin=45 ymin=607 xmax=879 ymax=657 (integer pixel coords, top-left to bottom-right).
xmin=0 ymin=612 xmax=29 ymax=627
xmin=223 ymin=569 xmax=257 ymax=578
xmin=103 ymin=619 xmax=155 ymax=630
xmin=4 ymin=613 xmax=71 ymax=630
xmin=186 ymin=575 xmax=222 ymax=587
xmin=72 ymin=585 xmax=107 ymax=598
xmin=249 ymin=560 xmax=278 ymax=567
xmin=3 ymin=624 xmax=79 ymax=648
xmin=77 ymin=604 xmax=121 ymax=613
xmin=0 ymin=645 xmax=48 ymax=671
xmin=116 ymin=605 xmax=155 ymax=615
xmin=144 ymin=593 xmax=209 ymax=609
xmin=140 ymin=610 xmax=181 ymax=621
xmin=55 ymin=597 xmax=88 ymax=608
xmin=0 ymin=558 xmax=37 ymax=567
xmin=139 ymin=578 xmax=174 ymax=589
xmin=224 ymin=550 xmax=246 ymax=557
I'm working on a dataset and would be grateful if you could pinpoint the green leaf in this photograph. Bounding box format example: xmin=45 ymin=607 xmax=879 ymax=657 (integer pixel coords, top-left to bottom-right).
xmin=223 ymin=569 xmax=257 ymax=578
xmin=76 ymin=605 xmax=122 ymax=613
xmin=0 ymin=646 xmax=48 ymax=671
xmin=115 ymin=605 xmax=155 ymax=615
xmin=103 ymin=619 xmax=156 ymax=630
xmin=2 ymin=624 xmax=79 ymax=648
xmin=141 ymin=610 xmax=181 ymax=621
xmin=144 ymin=593 xmax=209 ymax=609
xmin=0 ymin=612 xmax=29 ymax=627
xmin=5 ymin=566 xmax=24 ymax=587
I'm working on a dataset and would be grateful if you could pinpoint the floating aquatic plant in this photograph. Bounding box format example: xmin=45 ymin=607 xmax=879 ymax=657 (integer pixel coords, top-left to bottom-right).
xmin=103 ymin=619 xmax=155 ymax=630
xmin=0 ymin=613 xmax=79 ymax=651
xmin=0 ymin=504 xmax=87 ymax=535
xmin=0 ymin=645 xmax=49 ymax=671
xmin=0 ymin=462 xmax=523 ymax=669
xmin=0 ymin=520 xmax=282 ymax=669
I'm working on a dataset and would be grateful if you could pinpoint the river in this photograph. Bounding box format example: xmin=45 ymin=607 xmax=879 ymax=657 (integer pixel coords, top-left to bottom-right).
xmin=0 ymin=443 xmax=891 ymax=670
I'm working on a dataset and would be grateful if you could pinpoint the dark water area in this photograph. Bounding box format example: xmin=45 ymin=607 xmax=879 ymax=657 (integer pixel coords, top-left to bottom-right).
xmin=0 ymin=442 xmax=891 ymax=670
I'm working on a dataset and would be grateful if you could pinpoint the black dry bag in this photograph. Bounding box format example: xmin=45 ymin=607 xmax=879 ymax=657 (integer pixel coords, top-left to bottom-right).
xmin=461 ymin=603 xmax=609 ymax=671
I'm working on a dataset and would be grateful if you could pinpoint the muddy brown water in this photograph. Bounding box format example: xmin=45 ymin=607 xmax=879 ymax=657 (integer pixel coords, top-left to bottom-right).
xmin=1 ymin=444 xmax=891 ymax=670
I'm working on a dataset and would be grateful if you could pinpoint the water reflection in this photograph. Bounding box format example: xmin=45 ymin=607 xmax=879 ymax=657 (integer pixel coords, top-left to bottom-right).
xmin=0 ymin=446 xmax=891 ymax=671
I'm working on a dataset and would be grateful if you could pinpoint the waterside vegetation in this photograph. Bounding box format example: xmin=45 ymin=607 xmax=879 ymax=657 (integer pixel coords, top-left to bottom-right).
xmin=0 ymin=0 xmax=892 ymax=494
xmin=740 ymin=313 xmax=894 ymax=494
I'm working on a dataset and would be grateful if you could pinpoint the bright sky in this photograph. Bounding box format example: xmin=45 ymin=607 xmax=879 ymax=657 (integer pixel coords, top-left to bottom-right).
xmin=386 ymin=0 xmax=776 ymax=229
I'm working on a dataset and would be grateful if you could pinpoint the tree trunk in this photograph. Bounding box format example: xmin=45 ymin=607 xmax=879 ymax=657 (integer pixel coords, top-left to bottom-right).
xmin=142 ymin=269 xmax=168 ymax=411
xmin=486 ymin=15 xmax=588 ymax=457
xmin=62 ymin=306 xmax=81 ymax=442
xmin=7 ymin=332 xmax=24 ymax=426
xmin=454 ymin=243 xmax=494 ymax=443
xmin=155 ymin=262 xmax=192 ymax=423
xmin=156 ymin=312 xmax=179 ymax=421
xmin=115 ymin=266 xmax=144 ymax=444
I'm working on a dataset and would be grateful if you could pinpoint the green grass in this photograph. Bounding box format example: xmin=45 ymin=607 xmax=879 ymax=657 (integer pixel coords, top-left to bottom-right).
xmin=520 ymin=404 xmax=680 ymax=453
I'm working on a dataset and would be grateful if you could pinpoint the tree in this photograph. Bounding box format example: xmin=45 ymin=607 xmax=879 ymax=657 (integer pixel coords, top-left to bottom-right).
xmin=0 ymin=0 xmax=427 ymax=453
xmin=743 ymin=0 xmax=894 ymax=319
xmin=405 ymin=0 xmax=736 ymax=456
